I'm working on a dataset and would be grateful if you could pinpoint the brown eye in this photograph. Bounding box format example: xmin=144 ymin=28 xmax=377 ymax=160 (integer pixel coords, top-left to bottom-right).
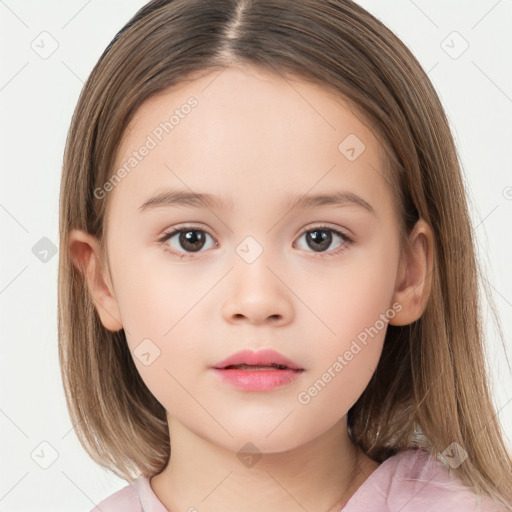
xmin=159 ymin=227 xmax=216 ymax=257
xmin=295 ymin=226 xmax=351 ymax=256
xmin=177 ymin=230 xmax=207 ymax=252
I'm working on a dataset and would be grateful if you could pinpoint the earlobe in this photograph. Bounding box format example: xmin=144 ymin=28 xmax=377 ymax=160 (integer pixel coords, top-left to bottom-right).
xmin=388 ymin=219 xmax=434 ymax=327
xmin=68 ymin=229 xmax=123 ymax=332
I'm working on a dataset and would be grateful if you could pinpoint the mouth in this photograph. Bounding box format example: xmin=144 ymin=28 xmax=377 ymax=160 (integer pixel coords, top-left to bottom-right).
xmin=211 ymin=349 xmax=304 ymax=371
xmin=221 ymin=363 xmax=296 ymax=371
xmin=210 ymin=349 xmax=304 ymax=391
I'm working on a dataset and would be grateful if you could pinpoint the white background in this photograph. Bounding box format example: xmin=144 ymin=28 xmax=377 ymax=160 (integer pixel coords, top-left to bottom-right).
xmin=0 ymin=1 xmax=511 ymax=510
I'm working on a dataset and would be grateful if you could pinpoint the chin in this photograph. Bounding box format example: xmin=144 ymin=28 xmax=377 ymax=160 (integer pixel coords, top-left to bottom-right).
xmin=214 ymin=426 xmax=317 ymax=457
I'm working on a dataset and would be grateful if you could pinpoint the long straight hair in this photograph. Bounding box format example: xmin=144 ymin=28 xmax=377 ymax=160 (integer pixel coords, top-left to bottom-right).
xmin=58 ymin=0 xmax=512 ymax=507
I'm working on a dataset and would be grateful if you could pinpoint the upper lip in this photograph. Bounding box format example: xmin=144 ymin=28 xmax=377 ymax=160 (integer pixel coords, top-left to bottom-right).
xmin=211 ymin=349 xmax=303 ymax=370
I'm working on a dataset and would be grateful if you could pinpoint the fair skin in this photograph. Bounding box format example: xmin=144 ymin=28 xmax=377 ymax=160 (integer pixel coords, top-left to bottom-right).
xmin=69 ymin=65 xmax=433 ymax=512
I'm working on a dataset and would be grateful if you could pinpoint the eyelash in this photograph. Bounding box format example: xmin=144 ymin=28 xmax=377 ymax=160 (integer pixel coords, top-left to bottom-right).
xmin=157 ymin=224 xmax=353 ymax=259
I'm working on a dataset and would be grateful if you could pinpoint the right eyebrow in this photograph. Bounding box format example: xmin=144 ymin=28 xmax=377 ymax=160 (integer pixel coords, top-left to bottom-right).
xmin=138 ymin=190 xmax=233 ymax=213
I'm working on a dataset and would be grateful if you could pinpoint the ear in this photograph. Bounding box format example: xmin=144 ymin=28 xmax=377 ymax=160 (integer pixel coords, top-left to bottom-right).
xmin=68 ymin=229 xmax=123 ymax=331
xmin=389 ymin=219 xmax=434 ymax=326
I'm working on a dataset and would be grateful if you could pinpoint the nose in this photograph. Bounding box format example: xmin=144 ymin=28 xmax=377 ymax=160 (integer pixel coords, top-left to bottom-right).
xmin=221 ymin=256 xmax=294 ymax=326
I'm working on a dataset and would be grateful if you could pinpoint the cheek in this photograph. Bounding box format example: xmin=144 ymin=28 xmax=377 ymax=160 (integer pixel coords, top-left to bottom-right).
xmin=301 ymin=238 xmax=399 ymax=340
xmin=112 ymin=244 xmax=203 ymax=337
xmin=295 ymin=240 xmax=398 ymax=403
xmin=110 ymin=250 xmax=210 ymax=389
xmin=295 ymin=286 xmax=389 ymax=426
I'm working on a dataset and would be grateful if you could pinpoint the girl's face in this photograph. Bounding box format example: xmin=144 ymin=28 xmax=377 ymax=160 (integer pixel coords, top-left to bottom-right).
xmin=98 ymin=66 xmax=405 ymax=452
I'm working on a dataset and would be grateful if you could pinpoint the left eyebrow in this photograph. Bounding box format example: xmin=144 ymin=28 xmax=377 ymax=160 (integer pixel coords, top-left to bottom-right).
xmin=138 ymin=189 xmax=376 ymax=216
xmin=286 ymin=191 xmax=376 ymax=216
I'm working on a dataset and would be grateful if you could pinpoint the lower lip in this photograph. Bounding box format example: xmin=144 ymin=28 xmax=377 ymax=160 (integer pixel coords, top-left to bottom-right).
xmin=211 ymin=368 xmax=304 ymax=391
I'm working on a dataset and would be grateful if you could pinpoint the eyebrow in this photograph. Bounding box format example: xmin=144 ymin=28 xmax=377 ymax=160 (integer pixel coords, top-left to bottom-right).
xmin=138 ymin=190 xmax=376 ymax=215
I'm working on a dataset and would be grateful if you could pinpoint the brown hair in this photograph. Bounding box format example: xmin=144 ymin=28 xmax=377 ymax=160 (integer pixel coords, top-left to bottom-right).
xmin=58 ymin=0 xmax=512 ymax=507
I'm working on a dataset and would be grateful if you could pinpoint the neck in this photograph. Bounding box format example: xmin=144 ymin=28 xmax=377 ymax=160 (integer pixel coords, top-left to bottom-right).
xmin=150 ymin=416 xmax=378 ymax=512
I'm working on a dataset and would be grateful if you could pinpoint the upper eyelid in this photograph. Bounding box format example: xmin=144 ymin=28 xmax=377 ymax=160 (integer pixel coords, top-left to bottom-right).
xmin=160 ymin=224 xmax=352 ymax=245
xmin=162 ymin=223 xmax=350 ymax=236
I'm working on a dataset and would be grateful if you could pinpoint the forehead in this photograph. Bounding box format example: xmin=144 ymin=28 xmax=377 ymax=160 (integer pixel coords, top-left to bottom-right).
xmin=107 ymin=65 xmax=393 ymax=221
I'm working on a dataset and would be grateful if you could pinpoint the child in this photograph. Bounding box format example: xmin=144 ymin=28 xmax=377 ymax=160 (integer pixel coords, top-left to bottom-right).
xmin=58 ymin=0 xmax=512 ymax=511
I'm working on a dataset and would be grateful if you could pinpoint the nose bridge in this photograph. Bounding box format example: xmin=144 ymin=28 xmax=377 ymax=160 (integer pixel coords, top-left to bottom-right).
xmin=235 ymin=233 xmax=267 ymax=267
xmin=222 ymin=232 xmax=293 ymax=324
xmin=233 ymin=232 xmax=280 ymax=294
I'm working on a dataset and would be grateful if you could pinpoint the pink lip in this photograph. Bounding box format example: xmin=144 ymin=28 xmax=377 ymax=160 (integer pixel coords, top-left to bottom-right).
xmin=211 ymin=349 xmax=303 ymax=370
xmin=210 ymin=349 xmax=304 ymax=392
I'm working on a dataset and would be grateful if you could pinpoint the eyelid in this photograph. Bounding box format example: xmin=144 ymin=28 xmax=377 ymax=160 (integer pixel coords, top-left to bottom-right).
xmin=294 ymin=224 xmax=353 ymax=257
xmin=297 ymin=222 xmax=353 ymax=240
xmin=157 ymin=223 xmax=353 ymax=257
xmin=157 ymin=223 xmax=217 ymax=245
xmin=159 ymin=222 xmax=353 ymax=240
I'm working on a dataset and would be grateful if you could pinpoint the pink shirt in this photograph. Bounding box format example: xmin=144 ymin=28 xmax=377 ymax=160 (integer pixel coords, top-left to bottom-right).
xmin=90 ymin=448 xmax=510 ymax=511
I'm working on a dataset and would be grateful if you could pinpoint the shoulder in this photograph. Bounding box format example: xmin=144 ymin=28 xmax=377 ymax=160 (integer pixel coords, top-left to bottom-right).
xmin=343 ymin=448 xmax=509 ymax=512
xmin=387 ymin=449 xmax=505 ymax=511
xmin=89 ymin=479 xmax=142 ymax=512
